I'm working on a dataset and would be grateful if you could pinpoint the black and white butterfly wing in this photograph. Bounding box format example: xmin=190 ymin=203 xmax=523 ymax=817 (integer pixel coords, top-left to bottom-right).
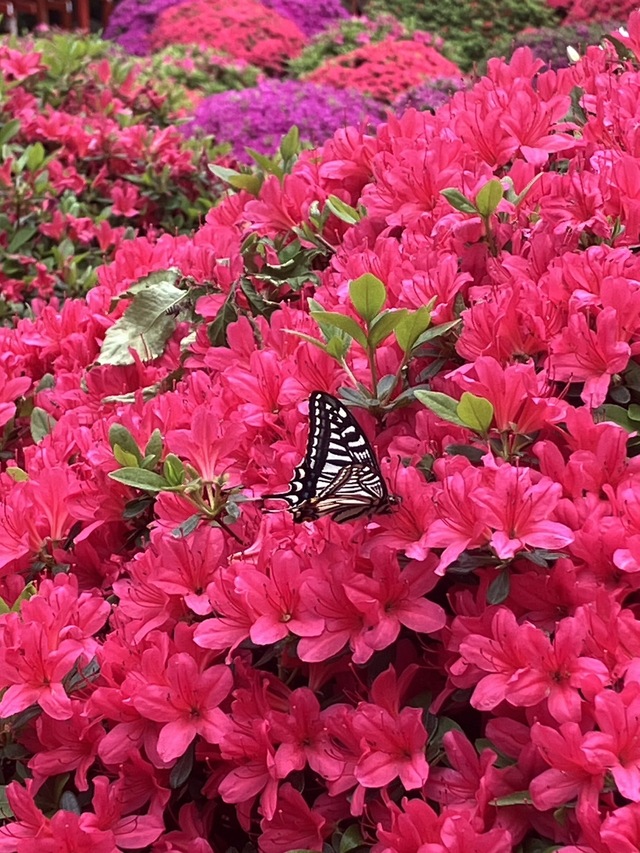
xmin=267 ymin=392 xmax=395 ymax=523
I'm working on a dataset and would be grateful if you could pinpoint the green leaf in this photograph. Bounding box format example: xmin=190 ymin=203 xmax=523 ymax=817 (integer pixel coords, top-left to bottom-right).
xmin=8 ymin=225 xmax=38 ymax=254
xmin=394 ymin=306 xmax=432 ymax=353
xmin=170 ymin=742 xmax=194 ymax=789
xmin=325 ymin=195 xmax=362 ymax=225
xmin=457 ymin=392 xmax=494 ymax=434
xmin=339 ymin=825 xmax=364 ymax=853
xmin=97 ymin=271 xmax=186 ymax=366
xmin=414 ymin=390 xmax=466 ymax=427
xmin=108 ymin=468 xmax=169 ymax=492
xmin=349 ymin=273 xmax=386 ymax=324
xmin=163 ymin=454 xmax=185 ymax=486
xmin=487 ymin=570 xmax=510 ymax=605
xmin=279 ymin=124 xmax=300 ymax=161
xmin=628 ymin=403 xmax=640 ymax=422
xmin=109 ymin=424 xmax=143 ymax=463
xmin=0 ymin=119 xmax=20 ymax=147
xmin=208 ymin=289 xmax=239 ymax=347
xmin=368 ymin=309 xmax=408 ymax=348
xmin=475 ymin=179 xmax=504 ymax=218
xmin=0 ymin=787 xmax=13 ymax=820
xmin=59 ymin=791 xmax=81 ymax=815
xmin=602 ymin=404 xmax=634 ymax=432
xmin=6 ymin=467 xmax=28 ymax=482
xmin=245 ymin=147 xmax=284 ymax=179
xmin=414 ymin=318 xmax=461 ymax=348
xmin=491 ymin=791 xmax=533 ymax=807
xmin=311 ymin=310 xmax=368 ymax=349
xmin=113 ymin=446 xmax=140 ymax=468
xmin=326 ymin=335 xmax=351 ymax=361
xmin=441 ymin=188 xmax=478 ymax=214
xmin=208 ymin=164 xmax=262 ymax=195
xmin=30 ymin=407 xmax=56 ymax=444
xmin=144 ymin=429 xmax=163 ymax=465
xmin=26 ymin=142 xmax=45 ymax=172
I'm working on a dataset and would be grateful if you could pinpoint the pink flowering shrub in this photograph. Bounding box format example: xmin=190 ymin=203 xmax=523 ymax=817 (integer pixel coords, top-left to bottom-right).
xmin=149 ymin=0 xmax=307 ymax=73
xmin=9 ymin=8 xmax=640 ymax=853
xmin=307 ymin=35 xmax=461 ymax=102
xmin=548 ymin=0 xmax=638 ymax=22
xmin=0 ymin=32 xmax=225 ymax=307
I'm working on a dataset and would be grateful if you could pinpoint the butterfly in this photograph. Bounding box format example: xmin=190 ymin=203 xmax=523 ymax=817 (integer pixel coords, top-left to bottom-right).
xmin=265 ymin=391 xmax=399 ymax=524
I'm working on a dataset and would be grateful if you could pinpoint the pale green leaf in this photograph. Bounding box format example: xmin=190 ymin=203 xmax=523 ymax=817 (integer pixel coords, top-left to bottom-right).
xmin=457 ymin=392 xmax=494 ymax=434
xmin=394 ymin=306 xmax=432 ymax=353
xmin=414 ymin=390 xmax=466 ymax=427
xmin=475 ymin=179 xmax=504 ymax=218
xmin=108 ymin=468 xmax=169 ymax=492
xmin=349 ymin=273 xmax=386 ymax=324
xmin=311 ymin=310 xmax=368 ymax=349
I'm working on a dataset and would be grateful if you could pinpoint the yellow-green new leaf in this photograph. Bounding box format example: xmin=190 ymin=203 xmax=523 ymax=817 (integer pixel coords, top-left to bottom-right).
xmin=349 ymin=273 xmax=386 ymax=324
xmin=457 ymin=392 xmax=494 ymax=434
xmin=394 ymin=306 xmax=432 ymax=353
xmin=475 ymin=179 xmax=504 ymax=218
xmin=113 ymin=446 xmax=141 ymax=468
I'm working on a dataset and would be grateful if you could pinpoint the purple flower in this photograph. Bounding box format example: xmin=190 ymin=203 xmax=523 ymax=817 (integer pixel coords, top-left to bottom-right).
xmin=104 ymin=0 xmax=188 ymax=55
xmin=259 ymin=0 xmax=348 ymax=36
xmin=184 ymin=79 xmax=386 ymax=161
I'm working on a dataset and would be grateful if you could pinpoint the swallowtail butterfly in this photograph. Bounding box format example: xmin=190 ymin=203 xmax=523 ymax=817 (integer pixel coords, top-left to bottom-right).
xmin=266 ymin=391 xmax=399 ymax=524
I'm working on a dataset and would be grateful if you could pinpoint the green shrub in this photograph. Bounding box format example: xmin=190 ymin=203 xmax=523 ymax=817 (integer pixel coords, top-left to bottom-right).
xmin=363 ymin=0 xmax=557 ymax=70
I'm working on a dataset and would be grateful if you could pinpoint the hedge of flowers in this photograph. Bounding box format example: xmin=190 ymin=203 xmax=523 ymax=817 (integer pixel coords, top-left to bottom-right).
xmin=103 ymin=0 xmax=187 ymax=56
xmin=259 ymin=0 xmax=349 ymax=37
xmin=288 ymin=14 xmax=410 ymax=76
xmin=490 ymin=21 xmax=619 ymax=69
xmin=392 ymin=76 xmax=466 ymax=114
xmin=548 ymin=0 xmax=638 ymax=23
xmin=7 ymin=8 xmax=640 ymax=853
xmin=148 ymin=0 xmax=306 ymax=72
xmin=184 ymin=79 xmax=387 ymax=162
xmin=0 ymin=32 xmax=225 ymax=309
xmin=306 ymin=34 xmax=461 ymax=102
xmin=364 ymin=0 xmax=556 ymax=69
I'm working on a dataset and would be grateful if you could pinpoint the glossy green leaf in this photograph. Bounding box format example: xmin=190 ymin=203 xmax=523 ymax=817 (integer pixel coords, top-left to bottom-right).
xmin=349 ymin=273 xmax=386 ymax=324
xmin=163 ymin=454 xmax=186 ymax=486
xmin=457 ymin=392 xmax=494 ymax=433
xmin=394 ymin=306 xmax=432 ymax=352
xmin=325 ymin=195 xmax=362 ymax=225
xmin=475 ymin=179 xmax=504 ymax=218
xmin=108 ymin=468 xmax=169 ymax=492
xmin=109 ymin=424 xmax=143 ymax=463
xmin=441 ymin=188 xmax=477 ymax=214
xmin=368 ymin=309 xmax=407 ymax=348
xmin=30 ymin=407 xmax=56 ymax=444
xmin=311 ymin=310 xmax=368 ymax=349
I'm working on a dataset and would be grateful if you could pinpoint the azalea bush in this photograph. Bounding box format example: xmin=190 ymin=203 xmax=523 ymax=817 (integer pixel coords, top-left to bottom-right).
xmin=136 ymin=44 xmax=261 ymax=110
xmin=184 ymin=79 xmax=387 ymax=162
xmin=0 ymin=34 xmax=224 ymax=309
xmin=289 ymin=14 xmax=411 ymax=76
xmin=148 ymin=0 xmax=307 ymax=73
xmin=306 ymin=35 xmax=461 ymax=102
xmin=365 ymin=0 xmax=556 ymax=69
xmin=548 ymin=0 xmax=638 ymax=22
xmin=8 ymin=7 xmax=640 ymax=853
xmin=259 ymin=0 xmax=349 ymax=37
xmin=392 ymin=76 xmax=466 ymax=113
xmin=490 ymin=21 xmax=619 ymax=69
xmin=103 ymin=0 xmax=187 ymax=56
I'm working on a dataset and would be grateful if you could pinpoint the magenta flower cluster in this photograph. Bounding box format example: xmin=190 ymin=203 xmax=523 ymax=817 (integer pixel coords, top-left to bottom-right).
xmin=104 ymin=0 xmax=186 ymax=55
xmin=260 ymin=0 xmax=349 ymax=36
xmin=184 ymin=79 xmax=387 ymax=161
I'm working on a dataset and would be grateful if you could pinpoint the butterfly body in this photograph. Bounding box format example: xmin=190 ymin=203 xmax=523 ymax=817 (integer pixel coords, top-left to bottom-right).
xmin=267 ymin=392 xmax=399 ymax=524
